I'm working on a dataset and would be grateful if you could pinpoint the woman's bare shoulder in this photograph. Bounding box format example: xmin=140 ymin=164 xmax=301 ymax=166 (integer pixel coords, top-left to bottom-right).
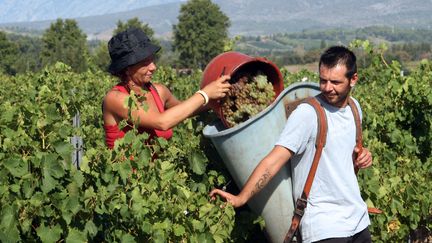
xmin=103 ymin=89 xmax=129 ymax=108
xmin=152 ymin=83 xmax=170 ymax=93
xmin=152 ymin=83 xmax=175 ymax=99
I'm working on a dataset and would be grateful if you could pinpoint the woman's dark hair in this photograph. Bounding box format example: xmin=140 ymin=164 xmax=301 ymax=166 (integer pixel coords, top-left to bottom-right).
xmin=319 ymin=46 xmax=357 ymax=79
xmin=112 ymin=70 xmax=127 ymax=81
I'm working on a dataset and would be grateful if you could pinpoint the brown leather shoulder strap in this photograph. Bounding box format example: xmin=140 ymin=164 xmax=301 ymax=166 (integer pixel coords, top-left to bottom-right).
xmin=302 ymin=97 xmax=327 ymax=198
xmin=284 ymin=97 xmax=327 ymax=243
xmin=348 ymin=98 xmax=382 ymax=214
xmin=347 ymin=97 xmax=362 ymax=151
xmin=347 ymin=97 xmax=362 ymax=174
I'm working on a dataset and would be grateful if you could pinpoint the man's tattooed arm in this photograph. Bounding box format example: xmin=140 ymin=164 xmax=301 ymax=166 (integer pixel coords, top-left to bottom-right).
xmin=250 ymin=168 xmax=271 ymax=198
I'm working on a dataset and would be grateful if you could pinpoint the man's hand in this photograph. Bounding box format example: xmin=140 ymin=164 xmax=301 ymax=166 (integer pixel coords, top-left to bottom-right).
xmin=354 ymin=147 xmax=372 ymax=169
xmin=209 ymin=189 xmax=245 ymax=208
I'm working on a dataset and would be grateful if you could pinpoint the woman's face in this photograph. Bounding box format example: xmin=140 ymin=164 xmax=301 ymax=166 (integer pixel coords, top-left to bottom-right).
xmin=126 ymin=56 xmax=156 ymax=86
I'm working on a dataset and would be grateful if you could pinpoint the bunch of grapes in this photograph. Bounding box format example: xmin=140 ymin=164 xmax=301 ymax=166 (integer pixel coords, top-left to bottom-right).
xmin=221 ymin=72 xmax=275 ymax=127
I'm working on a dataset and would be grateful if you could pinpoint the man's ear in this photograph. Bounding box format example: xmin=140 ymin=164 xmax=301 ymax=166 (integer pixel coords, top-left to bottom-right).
xmin=350 ymin=73 xmax=358 ymax=87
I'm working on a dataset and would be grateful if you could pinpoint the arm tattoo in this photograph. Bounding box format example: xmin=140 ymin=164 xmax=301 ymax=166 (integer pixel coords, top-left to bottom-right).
xmin=251 ymin=169 xmax=271 ymax=197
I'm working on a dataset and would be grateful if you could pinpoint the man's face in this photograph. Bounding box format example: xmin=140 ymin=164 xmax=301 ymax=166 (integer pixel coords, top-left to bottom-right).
xmin=319 ymin=64 xmax=357 ymax=108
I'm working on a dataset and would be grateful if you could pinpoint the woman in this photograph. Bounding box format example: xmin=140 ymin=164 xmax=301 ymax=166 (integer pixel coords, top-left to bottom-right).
xmin=103 ymin=27 xmax=231 ymax=149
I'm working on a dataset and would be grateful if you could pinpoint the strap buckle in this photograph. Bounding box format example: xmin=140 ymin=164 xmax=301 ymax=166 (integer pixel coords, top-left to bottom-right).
xmin=294 ymin=198 xmax=307 ymax=217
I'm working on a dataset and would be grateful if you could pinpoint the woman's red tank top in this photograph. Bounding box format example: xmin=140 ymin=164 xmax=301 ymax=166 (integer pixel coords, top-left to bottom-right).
xmin=104 ymin=83 xmax=173 ymax=149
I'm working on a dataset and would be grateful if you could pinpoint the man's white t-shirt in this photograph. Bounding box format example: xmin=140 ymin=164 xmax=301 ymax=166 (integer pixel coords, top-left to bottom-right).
xmin=275 ymin=96 xmax=370 ymax=243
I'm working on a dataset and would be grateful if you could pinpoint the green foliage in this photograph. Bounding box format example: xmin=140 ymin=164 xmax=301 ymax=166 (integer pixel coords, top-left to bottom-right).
xmin=91 ymin=41 xmax=110 ymax=72
xmin=0 ymin=39 xmax=430 ymax=242
xmin=41 ymin=19 xmax=89 ymax=73
xmin=3 ymin=26 xmax=432 ymax=76
xmin=351 ymin=40 xmax=432 ymax=242
xmin=173 ymin=0 xmax=230 ymax=69
xmin=223 ymin=36 xmax=242 ymax=52
xmin=0 ymin=63 xmax=237 ymax=242
xmin=0 ymin=31 xmax=19 ymax=75
xmin=8 ymin=33 xmax=43 ymax=74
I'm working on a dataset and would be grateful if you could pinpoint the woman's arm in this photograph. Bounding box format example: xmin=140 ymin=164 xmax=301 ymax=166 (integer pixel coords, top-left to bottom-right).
xmin=104 ymin=75 xmax=231 ymax=130
xmin=156 ymin=80 xmax=221 ymax=111
xmin=156 ymin=84 xmax=209 ymax=117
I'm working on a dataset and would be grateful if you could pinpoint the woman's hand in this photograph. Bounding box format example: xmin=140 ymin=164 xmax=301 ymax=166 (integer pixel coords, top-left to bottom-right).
xmin=202 ymin=75 xmax=231 ymax=100
xmin=209 ymin=189 xmax=245 ymax=208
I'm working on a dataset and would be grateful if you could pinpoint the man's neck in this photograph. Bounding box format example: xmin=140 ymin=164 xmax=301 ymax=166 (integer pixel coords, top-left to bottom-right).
xmin=317 ymin=94 xmax=350 ymax=109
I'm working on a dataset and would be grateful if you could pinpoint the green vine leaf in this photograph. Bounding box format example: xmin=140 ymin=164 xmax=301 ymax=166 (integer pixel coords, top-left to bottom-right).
xmin=0 ymin=205 xmax=20 ymax=243
xmin=189 ymin=151 xmax=207 ymax=175
xmin=36 ymin=223 xmax=62 ymax=243
xmin=66 ymin=228 xmax=87 ymax=243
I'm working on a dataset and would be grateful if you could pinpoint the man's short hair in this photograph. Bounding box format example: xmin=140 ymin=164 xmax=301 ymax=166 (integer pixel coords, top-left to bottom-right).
xmin=319 ymin=46 xmax=357 ymax=79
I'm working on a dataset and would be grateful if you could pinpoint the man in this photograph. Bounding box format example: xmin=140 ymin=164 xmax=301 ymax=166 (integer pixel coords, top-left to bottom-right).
xmin=210 ymin=46 xmax=373 ymax=243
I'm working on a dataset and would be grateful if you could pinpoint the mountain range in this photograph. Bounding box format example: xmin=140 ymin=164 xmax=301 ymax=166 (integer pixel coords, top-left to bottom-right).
xmin=1 ymin=0 xmax=431 ymax=39
xmin=0 ymin=0 xmax=185 ymax=23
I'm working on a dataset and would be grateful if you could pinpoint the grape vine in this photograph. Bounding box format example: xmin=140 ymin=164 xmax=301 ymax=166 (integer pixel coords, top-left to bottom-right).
xmin=0 ymin=41 xmax=430 ymax=242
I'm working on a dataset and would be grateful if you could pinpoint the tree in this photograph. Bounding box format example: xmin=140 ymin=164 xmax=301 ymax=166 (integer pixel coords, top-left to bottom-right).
xmin=0 ymin=31 xmax=19 ymax=75
xmin=8 ymin=33 xmax=43 ymax=74
xmin=41 ymin=19 xmax=89 ymax=72
xmin=320 ymin=39 xmax=326 ymax=49
xmin=173 ymin=0 xmax=230 ymax=69
xmin=90 ymin=41 xmax=109 ymax=72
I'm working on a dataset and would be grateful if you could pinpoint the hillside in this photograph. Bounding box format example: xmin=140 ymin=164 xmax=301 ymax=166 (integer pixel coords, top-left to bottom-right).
xmin=0 ymin=0 xmax=431 ymax=39
xmin=215 ymin=0 xmax=432 ymax=35
xmin=0 ymin=0 xmax=184 ymax=23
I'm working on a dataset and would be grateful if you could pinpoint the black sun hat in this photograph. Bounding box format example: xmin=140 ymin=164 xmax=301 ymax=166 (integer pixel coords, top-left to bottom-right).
xmin=108 ymin=27 xmax=161 ymax=75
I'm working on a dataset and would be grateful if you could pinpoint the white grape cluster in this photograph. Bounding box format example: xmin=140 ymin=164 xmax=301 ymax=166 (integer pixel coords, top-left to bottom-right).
xmin=221 ymin=73 xmax=275 ymax=127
